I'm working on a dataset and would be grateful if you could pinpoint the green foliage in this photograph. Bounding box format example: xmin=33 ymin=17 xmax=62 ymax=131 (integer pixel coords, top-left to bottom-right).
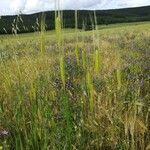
xmin=0 ymin=21 xmax=150 ymax=149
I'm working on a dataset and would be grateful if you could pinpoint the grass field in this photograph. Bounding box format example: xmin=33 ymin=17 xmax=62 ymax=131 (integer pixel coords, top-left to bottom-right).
xmin=0 ymin=21 xmax=150 ymax=149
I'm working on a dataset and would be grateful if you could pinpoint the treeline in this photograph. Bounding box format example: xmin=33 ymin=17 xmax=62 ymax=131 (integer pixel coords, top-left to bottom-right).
xmin=0 ymin=6 xmax=150 ymax=34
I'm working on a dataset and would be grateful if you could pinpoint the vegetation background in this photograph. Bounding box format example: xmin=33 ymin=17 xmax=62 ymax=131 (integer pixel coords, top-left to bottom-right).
xmin=0 ymin=6 xmax=150 ymax=34
xmin=0 ymin=5 xmax=150 ymax=150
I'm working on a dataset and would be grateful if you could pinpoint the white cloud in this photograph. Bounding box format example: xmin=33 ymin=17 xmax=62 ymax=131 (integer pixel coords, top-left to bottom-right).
xmin=0 ymin=0 xmax=150 ymax=16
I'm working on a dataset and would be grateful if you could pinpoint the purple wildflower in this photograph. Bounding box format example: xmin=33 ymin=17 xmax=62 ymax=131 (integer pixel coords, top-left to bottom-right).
xmin=0 ymin=129 xmax=9 ymax=138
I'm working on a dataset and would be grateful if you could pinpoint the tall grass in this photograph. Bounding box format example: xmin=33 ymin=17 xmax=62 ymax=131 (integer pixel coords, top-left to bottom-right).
xmin=116 ymin=52 xmax=122 ymax=90
xmin=81 ymin=48 xmax=86 ymax=69
xmin=94 ymin=50 xmax=100 ymax=73
xmin=55 ymin=5 xmax=73 ymax=149
xmin=0 ymin=8 xmax=150 ymax=150
xmin=55 ymin=13 xmax=62 ymax=51
xmin=86 ymin=72 xmax=94 ymax=112
xmin=40 ymin=12 xmax=46 ymax=55
xmin=60 ymin=56 xmax=65 ymax=88
xmin=75 ymin=10 xmax=79 ymax=65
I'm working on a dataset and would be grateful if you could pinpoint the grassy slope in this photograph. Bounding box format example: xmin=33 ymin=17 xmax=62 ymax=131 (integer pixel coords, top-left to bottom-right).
xmin=1 ymin=21 xmax=150 ymax=40
xmin=0 ymin=22 xmax=150 ymax=149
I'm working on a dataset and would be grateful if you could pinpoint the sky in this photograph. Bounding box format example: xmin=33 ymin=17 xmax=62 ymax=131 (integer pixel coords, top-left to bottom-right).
xmin=0 ymin=0 xmax=150 ymax=16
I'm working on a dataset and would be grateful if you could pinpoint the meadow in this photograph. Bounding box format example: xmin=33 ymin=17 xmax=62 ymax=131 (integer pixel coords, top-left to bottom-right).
xmin=0 ymin=20 xmax=150 ymax=149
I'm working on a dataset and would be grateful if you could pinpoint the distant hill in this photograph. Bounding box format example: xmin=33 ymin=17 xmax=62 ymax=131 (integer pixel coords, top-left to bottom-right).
xmin=0 ymin=6 xmax=150 ymax=34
